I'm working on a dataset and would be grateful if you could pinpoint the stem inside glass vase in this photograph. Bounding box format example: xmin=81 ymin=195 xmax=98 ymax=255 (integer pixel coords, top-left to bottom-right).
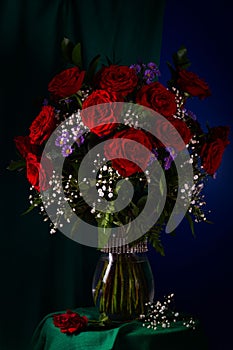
xmin=92 ymin=248 xmax=154 ymax=321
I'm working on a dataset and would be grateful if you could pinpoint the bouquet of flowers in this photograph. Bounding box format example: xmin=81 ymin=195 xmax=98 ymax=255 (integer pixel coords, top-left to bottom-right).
xmin=9 ymin=39 xmax=230 ymax=255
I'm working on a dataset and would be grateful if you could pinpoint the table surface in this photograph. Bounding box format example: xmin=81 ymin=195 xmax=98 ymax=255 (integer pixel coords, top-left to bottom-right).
xmin=31 ymin=306 xmax=209 ymax=350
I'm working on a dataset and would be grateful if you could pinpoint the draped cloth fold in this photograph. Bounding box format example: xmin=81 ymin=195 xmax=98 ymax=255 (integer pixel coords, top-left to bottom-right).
xmin=31 ymin=307 xmax=208 ymax=350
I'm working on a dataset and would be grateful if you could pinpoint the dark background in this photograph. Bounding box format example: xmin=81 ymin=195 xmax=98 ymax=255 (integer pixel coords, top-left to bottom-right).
xmin=151 ymin=1 xmax=233 ymax=349
xmin=0 ymin=1 xmax=232 ymax=349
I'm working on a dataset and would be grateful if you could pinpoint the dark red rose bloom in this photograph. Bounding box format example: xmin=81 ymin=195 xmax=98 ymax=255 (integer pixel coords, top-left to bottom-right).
xmin=104 ymin=128 xmax=153 ymax=177
xmin=150 ymin=116 xmax=193 ymax=151
xmin=81 ymin=90 xmax=124 ymax=136
xmin=136 ymin=82 xmax=177 ymax=117
xmin=209 ymin=126 xmax=230 ymax=147
xmin=14 ymin=135 xmax=40 ymax=158
xmin=94 ymin=65 xmax=138 ymax=96
xmin=48 ymin=67 xmax=86 ymax=98
xmin=200 ymin=140 xmax=226 ymax=176
xmin=200 ymin=125 xmax=230 ymax=175
xmin=26 ymin=153 xmax=52 ymax=191
xmin=29 ymin=105 xmax=55 ymax=145
xmin=53 ymin=310 xmax=88 ymax=334
xmin=177 ymin=69 xmax=211 ymax=99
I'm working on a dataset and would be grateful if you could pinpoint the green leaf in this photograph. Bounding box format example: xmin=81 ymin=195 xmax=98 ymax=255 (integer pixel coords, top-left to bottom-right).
xmin=159 ymin=176 xmax=164 ymax=196
xmin=85 ymin=54 xmax=101 ymax=83
xmin=7 ymin=159 xmax=26 ymax=171
xmin=185 ymin=213 xmax=196 ymax=237
xmin=72 ymin=42 xmax=82 ymax=68
xmin=130 ymin=201 xmax=139 ymax=217
xmin=61 ymin=37 xmax=75 ymax=63
xmin=105 ymin=55 xmax=113 ymax=66
xmin=74 ymin=94 xmax=83 ymax=108
xmin=21 ymin=197 xmax=42 ymax=215
xmin=71 ymin=218 xmax=82 ymax=238
xmin=149 ymin=232 xmax=165 ymax=256
xmin=172 ymin=46 xmax=191 ymax=69
xmin=137 ymin=195 xmax=147 ymax=209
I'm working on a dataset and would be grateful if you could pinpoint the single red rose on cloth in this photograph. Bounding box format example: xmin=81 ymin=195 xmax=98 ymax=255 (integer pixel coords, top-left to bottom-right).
xmin=81 ymin=90 xmax=124 ymax=136
xmin=200 ymin=139 xmax=227 ymax=176
xmin=26 ymin=153 xmax=52 ymax=191
xmin=14 ymin=135 xmax=40 ymax=159
xmin=94 ymin=65 xmax=138 ymax=96
xmin=177 ymin=69 xmax=211 ymax=99
xmin=104 ymin=128 xmax=153 ymax=177
xmin=53 ymin=310 xmax=88 ymax=334
xmin=29 ymin=105 xmax=55 ymax=145
xmin=48 ymin=67 xmax=86 ymax=98
xmin=136 ymin=82 xmax=177 ymax=117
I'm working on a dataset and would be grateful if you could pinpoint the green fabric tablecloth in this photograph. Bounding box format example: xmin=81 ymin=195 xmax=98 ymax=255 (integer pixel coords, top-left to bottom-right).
xmin=31 ymin=307 xmax=209 ymax=350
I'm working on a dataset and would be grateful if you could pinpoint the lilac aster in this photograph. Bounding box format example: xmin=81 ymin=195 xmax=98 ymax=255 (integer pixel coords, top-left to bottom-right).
xmin=164 ymin=147 xmax=177 ymax=170
xmin=144 ymin=69 xmax=155 ymax=84
xmin=129 ymin=63 xmax=141 ymax=74
xmin=147 ymin=62 xmax=161 ymax=76
xmin=147 ymin=148 xmax=158 ymax=166
xmin=61 ymin=145 xmax=73 ymax=157
xmin=75 ymin=135 xmax=85 ymax=146
xmin=55 ymin=133 xmax=69 ymax=147
xmin=43 ymin=98 xmax=49 ymax=106
xmin=186 ymin=109 xmax=197 ymax=120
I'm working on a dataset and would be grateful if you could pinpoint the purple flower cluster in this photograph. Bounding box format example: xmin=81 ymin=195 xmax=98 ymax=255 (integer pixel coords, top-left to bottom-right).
xmin=55 ymin=128 xmax=85 ymax=157
xmin=164 ymin=147 xmax=177 ymax=170
xmin=130 ymin=61 xmax=160 ymax=84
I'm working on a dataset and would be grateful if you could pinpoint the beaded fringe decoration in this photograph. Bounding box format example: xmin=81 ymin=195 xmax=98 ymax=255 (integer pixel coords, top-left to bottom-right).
xmin=101 ymin=237 xmax=148 ymax=254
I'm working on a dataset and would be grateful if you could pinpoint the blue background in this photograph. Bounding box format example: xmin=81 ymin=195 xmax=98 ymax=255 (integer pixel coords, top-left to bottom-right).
xmin=148 ymin=1 xmax=233 ymax=349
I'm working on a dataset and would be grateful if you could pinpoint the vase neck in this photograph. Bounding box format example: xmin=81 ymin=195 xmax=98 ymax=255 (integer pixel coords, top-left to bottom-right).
xmin=100 ymin=237 xmax=148 ymax=254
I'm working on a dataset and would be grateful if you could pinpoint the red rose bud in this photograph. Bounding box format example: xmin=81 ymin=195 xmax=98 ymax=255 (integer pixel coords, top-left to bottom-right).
xmin=53 ymin=310 xmax=88 ymax=334
xmin=177 ymin=69 xmax=211 ymax=99
xmin=136 ymin=82 xmax=177 ymax=117
xmin=48 ymin=67 xmax=86 ymax=98
xmin=104 ymin=128 xmax=153 ymax=177
xmin=29 ymin=105 xmax=56 ymax=145
xmin=94 ymin=64 xmax=138 ymax=96
xmin=81 ymin=90 xmax=124 ymax=137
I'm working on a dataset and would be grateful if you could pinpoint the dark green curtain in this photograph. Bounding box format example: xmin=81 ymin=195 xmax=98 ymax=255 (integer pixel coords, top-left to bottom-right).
xmin=0 ymin=1 xmax=165 ymax=349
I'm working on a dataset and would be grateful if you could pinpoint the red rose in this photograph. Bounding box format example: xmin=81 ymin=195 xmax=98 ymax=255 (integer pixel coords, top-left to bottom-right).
xmin=26 ymin=153 xmax=52 ymax=191
xmin=29 ymin=105 xmax=55 ymax=145
xmin=200 ymin=125 xmax=230 ymax=175
xmin=81 ymin=90 xmax=124 ymax=136
xmin=53 ymin=310 xmax=88 ymax=334
xmin=14 ymin=135 xmax=40 ymax=158
xmin=94 ymin=65 xmax=138 ymax=96
xmin=104 ymin=128 xmax=153 ymax=177
xmin=136 ymin=82 xmax=177 ymax=117
xmin=200 ymin=139 xmax=226 ymax=175
xmin=150 ymin=117 xmax=192 ymax=151
xmin=209 ymin=126 xmax=230 ymax=147
xmin=177 ymin=69 xmax=211 ymax=99
xmin=48 ymin=67 xmax=85 ymax=98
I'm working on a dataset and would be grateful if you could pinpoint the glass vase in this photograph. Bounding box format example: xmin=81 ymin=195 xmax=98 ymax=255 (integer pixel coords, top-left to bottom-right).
xmin=92 ymin=241 xmax=154 ymax=322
